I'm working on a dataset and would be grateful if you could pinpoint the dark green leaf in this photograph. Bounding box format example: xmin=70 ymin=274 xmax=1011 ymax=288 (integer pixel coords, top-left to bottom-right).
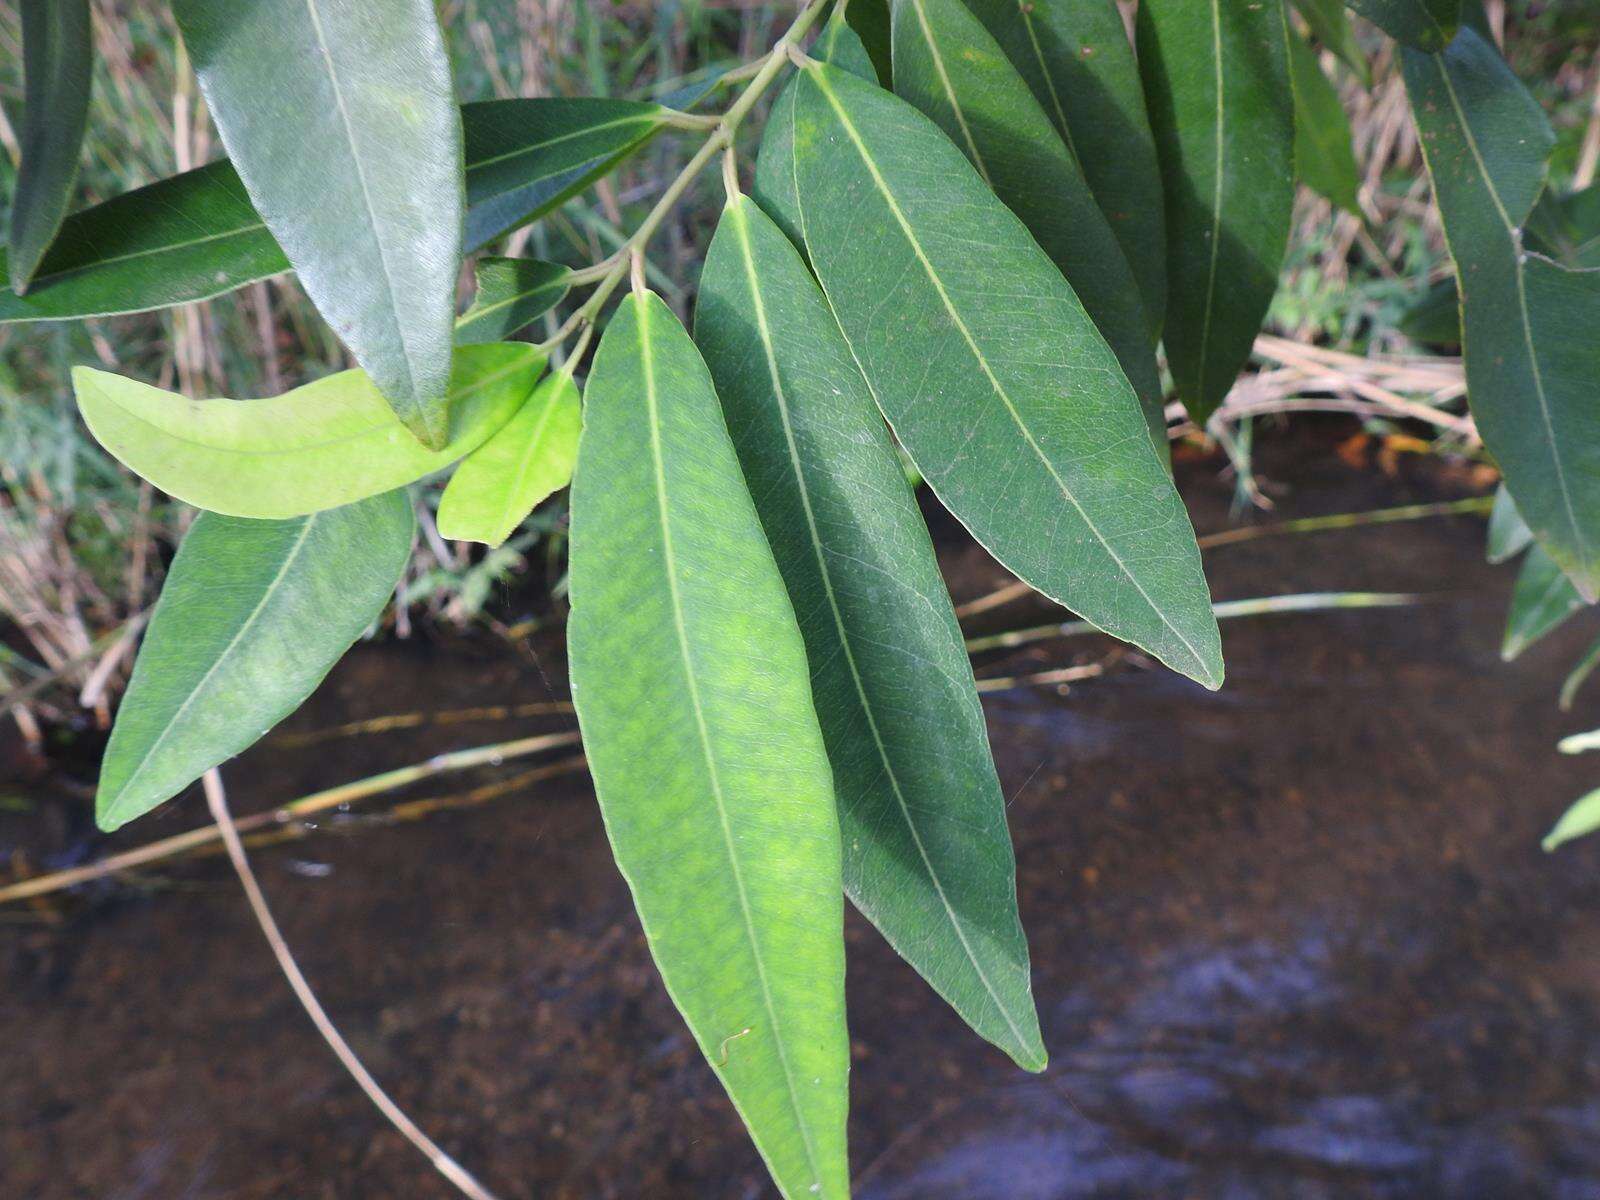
xmin=172 ymin=0 xmax=463 ymax=448
xmin=455 ymin=257 xmax=571 ymax=345
xmin=1526 ymin=183 xmax=1600 ymax=269
xmin=1139 ymin=0 xmax=1295 ymax=424
xmin=567 ymin=290 xmax=848 ymax=1200
xmin=1502 ymin=543 xmax=1586 ymax=661
xmin=8 ymin=0 xmax=92 ymax=293
xmin=755 ymin=64 xmax=1223 ymax=688
xmin=97 ymin=490 xmax=414 ymax=831
xmin=1348 ymin=0 xmax=1461 ymax=51
xmin=843 ymin=0 xmax=894 ymax=86
xmin=1289 ymin=31 xmax=1361 ymax=212
xmin=1486 ymin=484 xmax=1532 ymax=565
xmin=1293 ymin=0 xmax=1373 ymax=85
xmin=890 ymin=0 xmax=1165 ymax=456
xmin=815 ymin=5 xmax=877 ymax=79
xmin=962 ymin=0 xmax=1168 ymax=332
xmin=695 ymin=192 xmax=1045 ymax=1070
xmin=1398 ymin=278 xmax=1461 ymax=346
xmin=1403 ymin=29 xmax=1600 ymax=600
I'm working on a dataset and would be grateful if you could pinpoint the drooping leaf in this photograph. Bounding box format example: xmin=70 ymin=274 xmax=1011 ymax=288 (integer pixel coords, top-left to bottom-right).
xmin=1502 ymin=544 xmax=1587 ymax=661
xmin=1293 ymin=0 xmax=1373 ymax=86
xmin=1560 ymin=633 xmax=1600 ymax=712
xmin=8 ymin=0 xmax=93 ymax=293
xmin=74 ymin=344 xmax=543 ymax=519
xmin=436 ymin=368 xmax=580 ymax=547
xmin=695 ymin=193 xmax=1045 ymax=1070
xmin=455 ymin=258 xmax=571 ymax=345
xmin=962 ymin=0 xmax=1168 ymax=332
xmin=171 ymin=0 xmax=463 ymax=450
xmin=1486 ymin=484 xmax=1532 ymax=565
xmin=1543 ymin=788 xmax=1600 ymax=853
xmin=1138 ymin=0 xmax=1296 ymax=424
xmin=1403 ymin=29 xmax=1600 ymax=600
xmin=890 ymin=0 xmax=1166 ymax=456
xmin=0 ymin=101 xmax=666 ymax=327
xmin=567 ymin=291 xmax=849 ymax=1200
xmin=1289 ymin=30 xmax=1362 ymax=213
xmin=1348 ymin=0 xmax=1461 ymax=51
xmin=755 ymin=64 xmax=1221 ymax=687
xmin=97 ymin=490 xmax=414 ymax=831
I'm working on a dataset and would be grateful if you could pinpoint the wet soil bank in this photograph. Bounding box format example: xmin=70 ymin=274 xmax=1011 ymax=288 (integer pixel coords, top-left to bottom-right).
xmin=5 ymin=428 xmax=1600 ymax=1199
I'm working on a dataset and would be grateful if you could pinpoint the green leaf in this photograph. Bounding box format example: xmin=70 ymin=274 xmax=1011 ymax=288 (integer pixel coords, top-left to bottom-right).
xmin=842 ymin=0 xmax=894 ymax=86
xmin=889 ymin=0 xmax=1166 ymax=457
xmin=1402 ymin=29 xmax=1600 ymax=600
xmin=567 ymin=291 xmax=848 ymax=1200
xmin=74 ymin=344 xmax=543 ymax=519
xmin=695 ymin=193 xmax=1045 ymax=1070
xmin=455 ymin=257 xmax=571 ymax=345
xmin=1398 ymin=278 xmax=1461 ymax=346
xmin=1502 ymin=544 xmax=1586 ymax=661
xmin=962 ymin=0 xmax=1168 ymax=334
xmin=756 ymin=63 xmax=1222 ymax=688
xmin=1138 ymin=0 xmax=1296 ymax=424
xmin=8 ymin=0 xmax=92 ymax=293
xmin=1560 ymin=632 xmax=1600 ymax=712
xmin=815 ymin=5 xmax=878 ymax=79
xmin=1486 ymin=484 xmax=1532 ymax=565
xmin=97 ymin=490 xmax=414 ymax=831
xmin=1289 ymin=30 xmax=1362 ymax=213
xmin=1293 ymin=0 xmax=1373 ymax=85
xmin=1347 ymin=0 xmax=1461 ymax=51
xmin=1526 ymin=183 xmax=1600 ymax=269
xmin=436 ymin=368 xmax=580 ymax=547
xmin=1543 ymin=788 xmax=1600 ymax=852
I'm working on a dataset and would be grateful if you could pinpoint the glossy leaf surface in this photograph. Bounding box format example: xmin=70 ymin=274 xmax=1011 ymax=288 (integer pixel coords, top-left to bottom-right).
xmin=1348 ymin=0 xmax=1461 ymax=51
xmin=455 ymin=257 xmax=571 ymax=345
xmin=97 ymin=490 xmax=414 ymax=830
xmin=756 ymin=63 xmax=1222 ymax=687
xmin=9 ymin=0 xmax=93 ymax=293
xmin=890 ymin=0 xmax=1165 ymax=453
xmin=172 ymin=0 xmax=463 ymax=448
xmin=1139 ymin=0 xmax=1295 ymax=423
xmin=436 ymin=368 xmax=579 ymax=547
xmin=75 ymin=344 xmax=543 ymax=519
xmin=1289 ymin=31 xmax=1361 ymax=213
xmin=1502 ymin=544 xmax=1586 ymax=661
xmin=567 ymin=292 xmax=848 ymax=1200
xmin=963 ymin=0 xmax=1168 ymax=330
xmin=696 ymin=193 xmax=1044 ymax=1069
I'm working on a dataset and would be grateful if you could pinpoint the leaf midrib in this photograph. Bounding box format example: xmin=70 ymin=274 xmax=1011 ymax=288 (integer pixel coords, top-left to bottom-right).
xmin=1193 ymin=0 xmax=1228 ymax=404
xmin=466 ymin=111 xmax=661 ymax=175
xmin=493 ymin=370 xmax=571 ymax=538
xmin=906 ymin=0 xmax=995 ymax=187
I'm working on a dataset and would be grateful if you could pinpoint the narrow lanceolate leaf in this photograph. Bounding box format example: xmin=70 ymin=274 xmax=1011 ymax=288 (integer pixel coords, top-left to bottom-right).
xmin=696 ymin=194 xmax=1045 ymax=1070
xmin=962 ymin=0 xmax=1168 ymax=332
xmin=890 ymin=0 xmax=1165 ymax=455
xmin=97 ymin=490 xmax=414 ymax=831
xmin=1502 ymin=545 xmax=1586 ymax=662
xmin=455 ymin=258 xmax=571 ymax=345
xmin=9 ymin=0 xmax=92 ymax=293
xmin=1139 ymin=0 xmax=1295 ymax=424
xmin=1544 ymin=788 xmax=1600 ymax=853
xmin=1348 ymin=0 xmax=1461 ymax=51
xmin=0 ymin=101 xmax=664 ymax=326
xmin=171 ymin=0 xmax=463 ymax=448
xmin=755 ymin=64 xmax=1223 ymax=688
xmin=75 ymin=345 xmax=543 ymax=519
xmin=1403 ymin=29 xmax=1600 ymax=600
xmin=567 ymin=292 xmax=848 ymax=1200
xmin=1560 ymin=633 xmax=1600 ymax=712
xmin=436 ymin=369 xmax=579 ymax=547
xmin=1293 ymin=0 xmax=1372 ymax=86
xmin=1486 ymin=484 xmax=1532 ymax=565
xmin=1289 ymin=32 xmax=1361 ymax=213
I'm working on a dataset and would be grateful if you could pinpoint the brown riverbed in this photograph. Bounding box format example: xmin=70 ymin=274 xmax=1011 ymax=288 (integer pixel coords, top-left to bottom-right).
xmin=4 ymin=427 xmax=1600 ymax=1199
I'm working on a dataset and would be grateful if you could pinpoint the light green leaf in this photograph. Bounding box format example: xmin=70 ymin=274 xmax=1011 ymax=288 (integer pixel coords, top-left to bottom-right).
xmin=889 ymin=0 xmax=1165 ymax=457
xmin=567 ymin=291 xmax=848 ymax=1200
xmin=695 ymin=193 xmax=1045 ymax=1070
xmin=1348 ymin=0 xmax=1461 ymax=51
xmin=97 ymin=490 xmax=414 ymax=831
xmin=436 ymin=368 xmax=580 ymax=547
xmin=74 ymin=344 xmax=543 ymax=519
xmin=1138 ymin=0 xmax=1295 ymax=424
xmin=755 ymin=63 xmax=1222 ymax=688
xmin=1502 ymin=544 xmax=1586 ymax=662
xmin=455 ymin=257 xmax=570 ymax=345
xmin=1293 ymin=0 xmax=1372 ymax=85
xmin=962 ymin=0 xmax=1168 ymax=333
xmin=1543 ymin=788 xmax=1600 ymax=852
xmin=1486 ymin=484 xmax=1532 ymax=565
xmin=1560 ymin=633 xmax=1600 ymax=712
xmin=171 ymin=0 xmax=464 ymax=447
xmin=9 ymin=0 xmax=92 ymax=293
xmin=1289 ymin=31 xmax=1361 ymax=213
xmin=1402 ymin=29 xmax=1600 ymax=600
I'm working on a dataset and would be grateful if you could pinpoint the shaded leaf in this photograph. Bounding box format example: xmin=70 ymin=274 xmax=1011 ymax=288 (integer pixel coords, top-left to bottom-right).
xmin=1348 ymin=0 xmax=1461 ymax=51
xmin=436 ymin=368 xmax=580 ymax=547
xmin=695 ymin=192 xmax=1045 ymax=1070
xmin=567 ymin=291 xmax=849 ymax=1200
xmin=755 ymin=64 xmax=1222 ymax=687
xmin=1560 ymin=632 xmax=1600 ymax=712
xmin=1486 ymin=484 xmax=1532 ymax=565
xmin=455 ymin=257 xmax=571 ymax=345
xmin=815 ymin=5 xmax=877 ymax=79
xmin=74 ymin=344 xmax=543 ymax=519
xmin=1138 ymin=0 xmax=1295 ymax=424
xmin=1502 ymin=544 xmax=1586 ymax=661
xmin=1525 ymin=183 xmax=1600 ymax=269
xmin=1398 ymin=278 xmax=1461 ymax=346
xmin=1293 ymin=0 xmax=1373 ymax=86
xmin=97 ymin=490 xmax=414 ymax=831
xmin=843 ymin=0 xmax=894 ymax=86
xmin=963 ymin=0 xmax=1168 ymax=332
xmin=9 ymin=0 xmax=93 ymax=293
xmin=1289 ymin=31 xmax=1361 ymax=212
xmin=1543 ymin=788 xmax=1600 ymax=852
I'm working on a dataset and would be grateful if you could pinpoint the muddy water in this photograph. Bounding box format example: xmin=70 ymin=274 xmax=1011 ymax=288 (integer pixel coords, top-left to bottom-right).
xmin=5 ymin=432 xmax=1600 ymax=1199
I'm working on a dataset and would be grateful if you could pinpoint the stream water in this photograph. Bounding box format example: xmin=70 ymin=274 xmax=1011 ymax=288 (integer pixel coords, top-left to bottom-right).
xmin=4 ymin=431 xmax=1600 ymax=1199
